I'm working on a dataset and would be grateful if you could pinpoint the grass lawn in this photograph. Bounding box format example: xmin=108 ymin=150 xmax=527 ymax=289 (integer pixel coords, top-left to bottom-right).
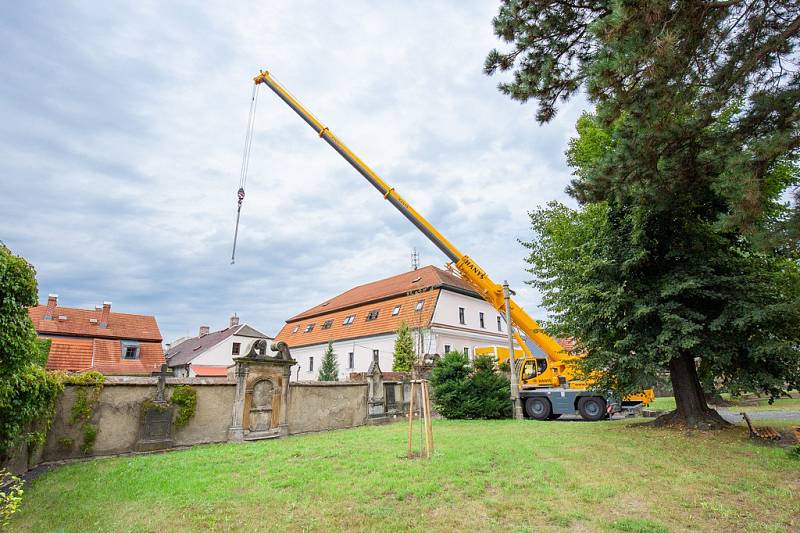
xmin=10 ymin=419 xmax=799 ymax=532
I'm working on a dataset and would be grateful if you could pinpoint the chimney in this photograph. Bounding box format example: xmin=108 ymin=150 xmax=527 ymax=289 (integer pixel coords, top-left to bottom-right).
xmin=44 ymin=294 xmax=58 ymax=320
xmin=199 ymin=325 xmax=210 ymax=336
xmin=99 ymin=302 xmax=111 ymax=328
xmin=229 ymin=314 xmax=240 ymax=328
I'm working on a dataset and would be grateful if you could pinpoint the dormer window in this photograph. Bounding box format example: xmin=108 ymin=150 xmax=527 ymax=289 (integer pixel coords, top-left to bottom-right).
xmin=392 ymin=305 xmax=401 ymax=316
xmin=304 ymin=323 xmax=315 ymax=333
xmin=366 ymin=310 xmax=379 ymax=321
xmin=121 ymin=340 xmax=140 ymax=360
xmin=292 ymin=326 xmax=299 ymax=334
xmin=321 ymin=319 xmax=333 ymax=330
xmin=415 ymin=300 xmax=425 ymax=312
xmin=343 ymin=315 xmax=356 ymax=325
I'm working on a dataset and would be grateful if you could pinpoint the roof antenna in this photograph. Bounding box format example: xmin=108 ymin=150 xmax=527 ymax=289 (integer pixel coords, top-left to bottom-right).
xmin=231 ymin=84 xmax=260 ymax=264
xmin=411 ymin=247 xmax=419 ymax=270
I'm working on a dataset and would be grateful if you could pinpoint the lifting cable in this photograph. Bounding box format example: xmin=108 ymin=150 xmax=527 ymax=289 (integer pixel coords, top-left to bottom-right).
xmin=231 ymin=84 xmax=260 ymax=264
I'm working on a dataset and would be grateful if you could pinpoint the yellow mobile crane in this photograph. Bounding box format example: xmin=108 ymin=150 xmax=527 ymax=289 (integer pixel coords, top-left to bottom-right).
xmin=251 ymin=70 xmax=652 ymax=421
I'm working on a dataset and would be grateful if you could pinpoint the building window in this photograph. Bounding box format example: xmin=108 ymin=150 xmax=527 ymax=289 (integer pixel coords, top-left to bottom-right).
xmin=391 ymin=305 xmax=401 ymax=316
xmin=479 ymin=312 xmax=485 ymax=328
xmin=232 ymin=342 xmax=241 ymax=355
xmin=343 ymin=315 xmax=356 ymax=325
xmin=372 ymin=349 xmax=379 ymax=362
xmin=366 ymin=310 xmax=379 ymax=321
xmin=304 ymin=323 xmax=315 ymax=333
xmin=321 ymin=319 xmax=333 ymax=330
xmin=415 ymin=300 xmax=425 ymax=311
xmin=292 ymin=325 xmax=299 ymax=334
xmin=121 ymin=340 xmax=140 ymax=360
xmin=444 ymin=344 xmax=451 ymax=354
xmin=463 ymin=347 xmax=469 ymax=357
xmin=458 ymin=307 xmax=465 ymax=324
xmin=497 ymin=316 xmax=502 ymax=332
xmin=348 ymin=352 xmax=354 ymax=369
xmin=309 ymin=357 xmax=314 ymax=372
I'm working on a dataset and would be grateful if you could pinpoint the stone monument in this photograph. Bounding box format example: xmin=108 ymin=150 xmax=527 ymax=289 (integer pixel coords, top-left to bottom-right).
xmin=366 ymin=352 xmax=385 ymax=418
xmin=136 ymin=364 xmax=176 ymax=452
xmin=229 ymin=340 xmax=296 ymax=442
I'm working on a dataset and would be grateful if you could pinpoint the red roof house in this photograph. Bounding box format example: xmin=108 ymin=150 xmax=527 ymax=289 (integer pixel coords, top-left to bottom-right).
xmin=28 ymin=294 xmax=165 ymax=375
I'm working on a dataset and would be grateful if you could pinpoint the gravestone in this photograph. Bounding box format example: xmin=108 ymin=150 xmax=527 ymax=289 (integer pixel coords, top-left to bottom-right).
xmin=229 ymin=340 xmax=296 ymax=442
xmin=367 ymin=353 xmax=385 ymax=418
xmin=136 ymin=364 xmax=176 ymax=452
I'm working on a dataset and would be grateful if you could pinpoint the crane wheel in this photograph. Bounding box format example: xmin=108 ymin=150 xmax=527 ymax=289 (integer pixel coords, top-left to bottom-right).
xmin=524 ymin=397 xmax=552 ymax=421
xmin=577 ymin=396 xmax=606 ymax=421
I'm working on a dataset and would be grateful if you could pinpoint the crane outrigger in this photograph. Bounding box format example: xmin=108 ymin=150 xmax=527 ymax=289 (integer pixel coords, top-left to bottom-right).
xmin=251 ymin=69 xmax=652 ymax=420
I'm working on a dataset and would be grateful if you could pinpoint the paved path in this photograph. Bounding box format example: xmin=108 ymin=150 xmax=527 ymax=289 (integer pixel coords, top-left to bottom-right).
xmin=717 ymin=409 xmax=800 ymax=424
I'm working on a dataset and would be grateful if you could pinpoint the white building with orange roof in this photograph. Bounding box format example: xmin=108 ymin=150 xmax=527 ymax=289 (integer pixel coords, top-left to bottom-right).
xmin=274 ymin=265 xmax=518 ymax=379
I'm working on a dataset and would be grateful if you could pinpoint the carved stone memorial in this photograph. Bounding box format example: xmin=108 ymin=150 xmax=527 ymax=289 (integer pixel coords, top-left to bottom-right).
xmin=229 ymin=340 xmax=296 ymax=442
xmin=367 ymin=353 xmax=385 ymax=418
xmin=136 ymin=364 xmax=176 ymax=452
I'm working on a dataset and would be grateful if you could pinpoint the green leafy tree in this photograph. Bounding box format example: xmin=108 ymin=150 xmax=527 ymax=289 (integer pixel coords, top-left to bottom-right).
xmin=317 ymin=341 xmax=338 ymax=381
xmin=487 ymin=2 xmax=800 ymax=427
xmin=430 ymin=352 xmax=511 ymax=419
xmin=392 ymin=321 xmax=415 ymax=372
xmin=0 ymin=244 xmax=63 ymax=462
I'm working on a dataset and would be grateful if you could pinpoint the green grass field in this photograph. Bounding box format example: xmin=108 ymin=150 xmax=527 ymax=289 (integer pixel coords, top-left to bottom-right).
xmin=10 ymin=419 xmax=799 ymax=532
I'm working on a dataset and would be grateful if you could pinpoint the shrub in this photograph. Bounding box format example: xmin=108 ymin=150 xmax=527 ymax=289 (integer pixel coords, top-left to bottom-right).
xmin=0 ymin=469 xmax=23 ymax=526
xmin=430 ymin=352 xmax=511 ymax=419
xmin=170 ymin=385 xmax=197 ymax=427
xmin=0 ymin=244 xmax=64 ymax=463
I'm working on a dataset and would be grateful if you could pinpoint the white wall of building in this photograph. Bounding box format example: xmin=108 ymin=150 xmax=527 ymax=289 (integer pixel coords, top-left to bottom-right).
xmin=189 ymin=334 xmax=263 ymax=368
xmin=288 ymin=333 xmax=397 ymax=380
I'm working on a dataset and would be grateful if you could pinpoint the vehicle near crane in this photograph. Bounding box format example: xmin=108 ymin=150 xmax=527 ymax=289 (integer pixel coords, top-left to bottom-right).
xmin=248 ymin=69 xmax=653 ymax=421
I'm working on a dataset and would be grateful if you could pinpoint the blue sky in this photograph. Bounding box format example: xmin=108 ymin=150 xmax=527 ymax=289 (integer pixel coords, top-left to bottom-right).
xmin=0 ymin=1 xmax=586 ymax=344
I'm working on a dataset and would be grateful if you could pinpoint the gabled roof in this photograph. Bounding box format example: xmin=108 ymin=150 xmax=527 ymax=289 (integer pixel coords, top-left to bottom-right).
xmin=41 ymin=337 xmax=165 ymax=375
xmin=29 ymin=305 xmax=162 ymax=342
xmin=275 ymin=289 xmax=440 ymax=349
xmin=165 ymin=324 xmax=271 ymax=367
xmin=289 ymin=265 xmax=478 ymax=322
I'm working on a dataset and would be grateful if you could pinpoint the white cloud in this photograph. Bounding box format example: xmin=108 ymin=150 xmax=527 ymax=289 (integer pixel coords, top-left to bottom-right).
xmin=0 ymin=1 xmax=588 ymax=343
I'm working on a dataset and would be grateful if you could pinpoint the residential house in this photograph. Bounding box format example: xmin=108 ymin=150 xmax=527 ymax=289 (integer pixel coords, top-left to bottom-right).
xmin=28 ymin=295 xmax=165 ymax=375
xmin=165 ymin=315 xmax=272 ymax=377
xmin=274 ymin=265 xmax=525 ymax=380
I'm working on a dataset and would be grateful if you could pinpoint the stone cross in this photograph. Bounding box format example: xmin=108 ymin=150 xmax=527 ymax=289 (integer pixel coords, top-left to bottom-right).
xmin=153 ymin=363 xmax=171 ymax=403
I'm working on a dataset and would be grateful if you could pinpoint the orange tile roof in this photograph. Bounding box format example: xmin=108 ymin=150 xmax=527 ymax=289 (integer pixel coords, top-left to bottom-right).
xmin=31 ymin=300 xmax=165 ymax=375
xmin=276 ymin=289 xmax=440 ymax=348
xmin=288 ymin=265 xmax=477 ymax=321
xmin=29 ymin=305 xmax=162 ymax=342
xmin=191 ymin=365 xmax=231 ymax=377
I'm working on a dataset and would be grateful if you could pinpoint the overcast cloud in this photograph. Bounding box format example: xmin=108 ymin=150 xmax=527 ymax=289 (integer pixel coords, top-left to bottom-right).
xmin=0 ymin=1 xmax=587 ymax=344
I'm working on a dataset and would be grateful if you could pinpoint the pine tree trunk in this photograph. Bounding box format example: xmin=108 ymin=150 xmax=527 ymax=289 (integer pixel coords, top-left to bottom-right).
xmin=652 ymin=352 xmax=730 ymax=429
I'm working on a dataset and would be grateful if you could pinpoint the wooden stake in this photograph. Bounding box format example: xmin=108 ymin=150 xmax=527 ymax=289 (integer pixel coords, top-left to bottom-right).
xmin=407 ymin=380 xmax=416 ymax=457
xmin=424 ymin=381 xmax=434 ymax=456
xmin=421 ymin=381 xmax=432 ymax=458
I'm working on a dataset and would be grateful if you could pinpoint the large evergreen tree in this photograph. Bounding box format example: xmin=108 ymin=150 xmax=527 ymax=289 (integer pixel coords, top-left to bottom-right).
xmin=487 ymin=1 xmax=800 ymax=427
xmin=392 ymin=321 xmax=415 ymax=372
xmin=317 ymin=341 xmax=338 ymax=382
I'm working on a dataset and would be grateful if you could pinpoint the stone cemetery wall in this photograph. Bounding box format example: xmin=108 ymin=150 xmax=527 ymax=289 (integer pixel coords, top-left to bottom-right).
xmin=286 ymin=382 xmax=368 ymax=434
xmin=40 ymin=377 xmax=236 ymax=463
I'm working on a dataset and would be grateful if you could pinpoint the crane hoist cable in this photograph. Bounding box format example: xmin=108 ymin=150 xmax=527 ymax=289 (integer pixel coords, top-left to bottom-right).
xmin=231 ymin=84 xmax=260 ymax=264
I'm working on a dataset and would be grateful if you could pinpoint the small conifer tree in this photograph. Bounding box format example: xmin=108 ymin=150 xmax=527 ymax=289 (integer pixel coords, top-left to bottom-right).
xmin=392 ymin=321 xmax=415 ymax=372
xmin=317 ymin=341 xmax=338 ymax=381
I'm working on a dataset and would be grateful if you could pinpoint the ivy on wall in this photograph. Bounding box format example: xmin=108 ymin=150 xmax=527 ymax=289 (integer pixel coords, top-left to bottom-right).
xmin=170 ymin=386 xmax=197 ymax=428
xmin=58 ymin=371 xmax=105 ymax=454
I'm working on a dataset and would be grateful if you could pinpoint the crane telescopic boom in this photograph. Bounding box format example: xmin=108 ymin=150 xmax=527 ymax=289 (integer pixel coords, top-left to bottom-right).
xmin=253 ymin=70 xmax=566 ymax=364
